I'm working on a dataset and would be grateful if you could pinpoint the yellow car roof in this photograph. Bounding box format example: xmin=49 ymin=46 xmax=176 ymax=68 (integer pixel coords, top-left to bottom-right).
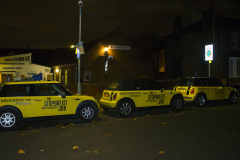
xmin=3 ymin=81 xmax=59 ymax=85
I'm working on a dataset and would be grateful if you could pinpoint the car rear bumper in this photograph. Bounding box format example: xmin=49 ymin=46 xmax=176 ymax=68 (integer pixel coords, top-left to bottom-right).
xmin=100 ymin=99 xmax=117 ymax=109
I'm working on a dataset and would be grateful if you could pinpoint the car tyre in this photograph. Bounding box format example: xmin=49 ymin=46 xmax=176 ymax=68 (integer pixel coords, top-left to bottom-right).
xmin=229 ymin=92 xmax=238 ymax=104
xmin=0 ymin=110 xmax=19 ymax=130
xmin=117 ymin=100 xmax=134 ymax=117
xmin=171 ymin=95 xmax=184 ymax=112
xmin=194 ymin=94 xmax=206 ymax=107
xmin=79 ymin=104 xmax=96 ymax=122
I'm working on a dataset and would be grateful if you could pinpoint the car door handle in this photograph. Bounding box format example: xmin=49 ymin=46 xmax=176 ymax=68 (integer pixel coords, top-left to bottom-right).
xmin=34 ymin=99 xmax=42 ymax=101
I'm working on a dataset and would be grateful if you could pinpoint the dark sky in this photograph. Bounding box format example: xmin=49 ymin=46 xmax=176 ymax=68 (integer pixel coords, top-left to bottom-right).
xmin=0 ymin=0 xmax=239 ymax=49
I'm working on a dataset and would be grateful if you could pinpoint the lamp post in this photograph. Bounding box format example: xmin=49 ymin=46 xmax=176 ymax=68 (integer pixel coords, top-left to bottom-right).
xmin=77 ymin=0 xmax=83 ymax=94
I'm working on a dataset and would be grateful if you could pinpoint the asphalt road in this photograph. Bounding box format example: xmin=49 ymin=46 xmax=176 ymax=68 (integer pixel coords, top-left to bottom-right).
xmin=0 ymin=101 xmax=240 ymax=160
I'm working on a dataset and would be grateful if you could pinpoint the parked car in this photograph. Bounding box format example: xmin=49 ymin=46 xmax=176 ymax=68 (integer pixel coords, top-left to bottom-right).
xmin=0 ymin=81 xmax=99 ymax=130
xmin=173 ymin=77 xmax=238 ymax=107
xmin=100 ymin=79 xmax=184 ymax=117
xmin=233 ymin=83 xmax=240 ymax=96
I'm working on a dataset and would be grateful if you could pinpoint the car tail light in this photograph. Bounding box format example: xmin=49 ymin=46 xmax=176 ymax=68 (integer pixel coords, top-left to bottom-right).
xmin=191 ymin=88 xmax=195 ymax=94
xmin=113 ymin=93 xmax=117 ymax=100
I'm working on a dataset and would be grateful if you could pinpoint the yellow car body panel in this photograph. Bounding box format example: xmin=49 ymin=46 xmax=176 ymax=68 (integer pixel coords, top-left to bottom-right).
xmin=0 ymin=81 xmax=99 ymax=118
xmin=174 ymin=78 xmax=237 ymax=103
xmin=100 ymin=79 xmax=183 ymax=109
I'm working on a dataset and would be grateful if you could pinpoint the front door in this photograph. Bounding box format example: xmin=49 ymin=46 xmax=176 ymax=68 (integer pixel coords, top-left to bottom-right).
xmin=32 ymin=84 xmax=72 ymax=117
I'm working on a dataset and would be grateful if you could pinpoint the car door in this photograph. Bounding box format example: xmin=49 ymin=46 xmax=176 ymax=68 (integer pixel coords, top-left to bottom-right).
xmin=212 ymin=79 xmax=226 ymax=99
xmin=140 ymin=80 xmax=166 ymax=107
xmin=2 ymin=84 xmax=35 ymax=118
xmin=32 ymin=83 xmax=72 ymax=117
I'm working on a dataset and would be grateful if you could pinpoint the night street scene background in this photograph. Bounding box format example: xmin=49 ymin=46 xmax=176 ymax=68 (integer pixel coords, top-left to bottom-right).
xmin=1 ymin=0 xmax=240 ymax=159
xmin=1 ymin=0 xmax=240 ymax=49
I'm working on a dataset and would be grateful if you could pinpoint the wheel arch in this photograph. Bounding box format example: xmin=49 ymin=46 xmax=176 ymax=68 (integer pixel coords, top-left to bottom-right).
xmin=116 ymin=98 xmax=136 ymax=110
xmin=170 ymin=94 xmax=184 ymax=104
xmin=75 ymin=100 xmax=99 ymax=115
xmin=229 ymin=90 xmax=238 ymax=98
xmin=193 ymin=92 xmax=207 ymax=101
xmin=0 ymin=105 xmax=23 ymax=121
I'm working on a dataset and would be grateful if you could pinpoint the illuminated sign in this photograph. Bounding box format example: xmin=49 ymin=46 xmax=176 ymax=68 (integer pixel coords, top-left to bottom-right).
xmin=205 ymin=44 xmax=213 ymax=61
xmin=108 ymin=45 xmax=131 ymax=50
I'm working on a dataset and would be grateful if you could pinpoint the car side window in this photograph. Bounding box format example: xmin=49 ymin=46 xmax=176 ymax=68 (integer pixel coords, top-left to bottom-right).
xmin=135 ymin=81 xmax=148 ymax=90
xmin=198 ymin=79 xmax=208 ymax=86
xmin=214 ymin=79 xmax=223 ymax=86
xmin=34 ymin=84 xmax=61 ymax=96
xmin=7 ymin=85 xmax=31 ymax=96
xmin=148 ymin=81 xmax=163 ymax=90
xmin=117 ymin=80 xmax=135 ymax=91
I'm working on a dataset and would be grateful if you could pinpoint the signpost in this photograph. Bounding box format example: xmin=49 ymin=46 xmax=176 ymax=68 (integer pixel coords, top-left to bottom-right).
xmin=205 ymin=44 xmax=213 ymax=77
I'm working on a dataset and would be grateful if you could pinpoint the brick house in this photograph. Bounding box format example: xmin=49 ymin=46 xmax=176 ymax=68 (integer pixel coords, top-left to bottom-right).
xmin=52 ymin=28 xmax=155 ymax=95
xmin=163 ymin=10 xmax=240 ymax=86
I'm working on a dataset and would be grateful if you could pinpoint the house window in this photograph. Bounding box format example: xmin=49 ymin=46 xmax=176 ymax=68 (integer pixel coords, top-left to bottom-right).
xmin=229 ymin=57 xmax=240 ymax=77
xmin=105 ymin=60 xmax=108 ymax=74
xmin=45 ymin=69 xmax=50 ymax=72
xmin=231 ymin=32 xmax=238 ymax=49
xmin=4 ymin=59 xmax=11 ymax=61
xmin=12 ymin=58 xmax=17 ymax=61
xmin=25 ymin=56 xmax=30 ymax=61
xmin=18 ymin=57 xmax=24 ymax=61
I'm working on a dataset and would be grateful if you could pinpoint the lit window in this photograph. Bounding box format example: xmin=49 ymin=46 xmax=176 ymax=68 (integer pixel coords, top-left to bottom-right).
xmin=229 ymin=57 xmax=240 ymax=77
xmin=231 ymin=32 xmax=238 ymax=49
xmin=105 ymin=60 xmax=108 ymax=74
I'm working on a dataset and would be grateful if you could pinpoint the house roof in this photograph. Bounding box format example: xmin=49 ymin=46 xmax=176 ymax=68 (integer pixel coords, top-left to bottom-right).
xmin=0 ymin=28 xmax=153 ymax=67
xmin=164 ymin=15 xmax=240 ymax=39
xmin=0 ymin=48 xmax=54 ymax=66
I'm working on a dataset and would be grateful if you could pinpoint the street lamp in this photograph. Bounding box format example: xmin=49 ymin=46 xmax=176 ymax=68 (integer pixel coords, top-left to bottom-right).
xmin=74 ymin=0 xmax=84 ymax=94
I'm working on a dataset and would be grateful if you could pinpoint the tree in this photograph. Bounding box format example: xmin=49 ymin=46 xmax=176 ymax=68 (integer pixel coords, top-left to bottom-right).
xmin=133 ymin=33 xmax=163 ymax=53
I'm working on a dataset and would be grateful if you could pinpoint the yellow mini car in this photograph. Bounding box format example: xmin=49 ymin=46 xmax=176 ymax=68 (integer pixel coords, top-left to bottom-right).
xmin=0 ymin=81 xmax=99 ymax=130
xmin=100 ymin=79 xmax=184 ymax=117
xmin=174 ymin=77 xmax=238 ymax=107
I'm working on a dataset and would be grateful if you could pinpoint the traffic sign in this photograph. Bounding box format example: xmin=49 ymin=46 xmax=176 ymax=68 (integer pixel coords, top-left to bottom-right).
xmin=205 ymin=44 xmax=213 ymax=61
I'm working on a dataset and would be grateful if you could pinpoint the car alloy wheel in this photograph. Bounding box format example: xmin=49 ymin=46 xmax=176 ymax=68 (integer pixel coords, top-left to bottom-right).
xmin=117 ymin=100 xmax=133 ymax=117
xmin=195 ymin=94 xmax=206 ymax=107
xmin=171 ymin=96 xmax=183 ymax=112
xmin=173 ymin=98 xmax=183 ymax=110
xmin=0 ymin=112 xmax=17 ymax=129
xmin=81 ymin=106 xmax=95 ymax=120
xmin=229 ymin=93 xmax=238 ymax=104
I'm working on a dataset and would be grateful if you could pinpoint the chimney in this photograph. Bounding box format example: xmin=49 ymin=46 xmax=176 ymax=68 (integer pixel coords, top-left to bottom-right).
xmin=173 ymin=15 xmax=182 ymax=33
xmin=202 ymin=9 xmax=213 ymax=29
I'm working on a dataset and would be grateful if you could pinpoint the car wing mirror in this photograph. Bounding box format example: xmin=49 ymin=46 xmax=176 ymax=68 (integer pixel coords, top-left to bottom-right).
xmin=61 ymin=92 xmax=66 ymax=98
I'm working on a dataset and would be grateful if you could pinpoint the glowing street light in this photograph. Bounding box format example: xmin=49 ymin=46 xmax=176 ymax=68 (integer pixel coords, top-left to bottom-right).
xmin=72 ymin=0 xmax=84 ymax=94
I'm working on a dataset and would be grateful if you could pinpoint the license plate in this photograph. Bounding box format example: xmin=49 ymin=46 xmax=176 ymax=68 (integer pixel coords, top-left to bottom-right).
xmin=104 ymin=93 xmax=109 ymax=97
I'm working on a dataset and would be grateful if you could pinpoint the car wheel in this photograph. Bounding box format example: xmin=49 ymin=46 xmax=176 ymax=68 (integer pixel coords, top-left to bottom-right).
xmin=171 ymin=95 xmax=184 ymax=112
xmin=229 ymin=92 xmax=238 ymax=104
xmin=0 ymin=110 xmax=19 ymax=130
xmin=117 ymin=100 xmax=134 ymax=117
xmin=79 ymin=104 xmax=96 ymax=122
xmin=194 ymin=94 xmax=206 ymax=107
